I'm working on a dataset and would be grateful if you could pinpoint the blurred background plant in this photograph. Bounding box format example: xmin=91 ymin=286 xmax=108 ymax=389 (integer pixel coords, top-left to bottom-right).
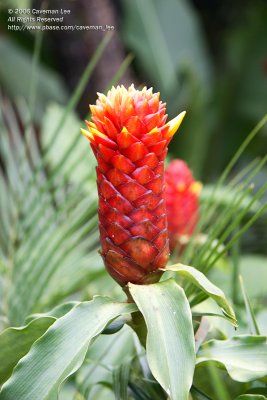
xmin=0 ymin=0 xmax=267 ymax=399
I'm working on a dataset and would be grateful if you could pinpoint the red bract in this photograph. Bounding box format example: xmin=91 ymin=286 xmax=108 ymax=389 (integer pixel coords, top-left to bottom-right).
xmin=165 ymin=160 xmax=202 ymax=250
xmin=82 ymin=85 xmax=185 ymax=286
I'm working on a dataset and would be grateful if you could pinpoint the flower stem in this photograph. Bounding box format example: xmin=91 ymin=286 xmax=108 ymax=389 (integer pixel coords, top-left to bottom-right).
xmin=123 ymin=286 xmax=147 ymax=348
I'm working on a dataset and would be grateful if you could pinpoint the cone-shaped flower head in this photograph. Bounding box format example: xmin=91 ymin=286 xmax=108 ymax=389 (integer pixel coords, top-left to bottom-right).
xmin=82 ymin=85 xmax=185 ymax=285
xmin=165 ymin=160 xmax=202 ymax=250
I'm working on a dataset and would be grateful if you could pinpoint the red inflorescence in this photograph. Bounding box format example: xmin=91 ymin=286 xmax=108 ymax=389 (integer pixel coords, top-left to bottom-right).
xmin=82 ymin=85 xmax=185 ymax=286
xmin=165 ymin=159 xmax=202 ymax=250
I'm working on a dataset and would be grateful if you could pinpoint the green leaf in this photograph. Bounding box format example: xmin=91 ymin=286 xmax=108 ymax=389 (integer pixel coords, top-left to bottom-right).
xmin=0 ymin=37 xmax=67 ymax=122
xmin=101 ymin=316 xmax=126 ymax=335
xmin=190 ymin=386 xmax=213 ymax=400
xmin=41 ymin=102 xmax=96 ymax=191
xmin=25 ymin=301 xmax=79 ymax=323
xmin=0 ymin=297 xmax=137 ymax=400
xmin=0 ymin=316 xmax=55 ymax=384
xmin=197 ymin=335 xmax=267 ymax=382
xmin=129 ymin=278 xmax=195 ymax=400
xmin=234 ymin=396 xmax=267 ymax=400
xmin=164 ymin=263 xmax=237 ymax=327
xmin=121 ymin=0 xmax=211 ymax=97
xmin=113 ymin=361 xmax=131 ymax=400
xmin=76 ymin=325 xmax=135 ymax=398
xmin=239 ymin=255 xmax=267 ymax=299
xmin=201 ymin=184 xmax=261 ymax=213
xmin=227 ymin=9 xmax=267 ymax=121
xmin=239 ymin=275 xmax=261 ymax=335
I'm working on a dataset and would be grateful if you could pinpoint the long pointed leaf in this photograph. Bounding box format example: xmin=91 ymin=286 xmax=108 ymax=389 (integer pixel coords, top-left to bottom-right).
xmin=234 ymin=396 xmax=267 ymax=400
xmin=129 ymin=279 xmax=195 ymax=400
xmin=0 ymin=297 xmax=137 ymax=400
xmin=235 ymin=394 xmax=267 ymax=400
xmin=164 ymin=264 xmax=237 ymax=327
xmin=0 ymin=317 xmax=56 ymax=384
xmin=197 ymin=335 xmax=267 ymax=382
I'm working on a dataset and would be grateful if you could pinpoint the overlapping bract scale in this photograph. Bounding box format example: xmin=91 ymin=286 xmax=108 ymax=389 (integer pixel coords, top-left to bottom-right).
xmin=82 ymin=85 xmax=185 ymax=285
xmin=165 ymin=159 xmax=202 ymax=250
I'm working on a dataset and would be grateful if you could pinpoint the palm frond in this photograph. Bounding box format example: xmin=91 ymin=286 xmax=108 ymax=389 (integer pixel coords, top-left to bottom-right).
xmin=175 ymin=116 xmax=267 ymax=303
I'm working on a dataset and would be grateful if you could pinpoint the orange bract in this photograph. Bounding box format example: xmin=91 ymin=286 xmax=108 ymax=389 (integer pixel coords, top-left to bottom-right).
xmin=82 ymin=85 xmax=186 ymax=286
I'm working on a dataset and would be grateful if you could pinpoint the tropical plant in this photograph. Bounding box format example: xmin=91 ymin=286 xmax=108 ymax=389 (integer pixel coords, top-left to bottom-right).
xmin=0 ymin=26 xmax=267 ymax=400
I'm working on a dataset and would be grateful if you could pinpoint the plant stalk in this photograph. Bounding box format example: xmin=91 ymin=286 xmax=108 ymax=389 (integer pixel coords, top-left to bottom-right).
xmin=123 ymin=286 xmax=147 ymax=348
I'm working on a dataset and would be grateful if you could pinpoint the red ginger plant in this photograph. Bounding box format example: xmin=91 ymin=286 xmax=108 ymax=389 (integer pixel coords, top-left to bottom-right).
xmin=81 ymin=85 xmax=185 ymax=286
xmin=165 ymin=160 xmax=202 ymax=251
